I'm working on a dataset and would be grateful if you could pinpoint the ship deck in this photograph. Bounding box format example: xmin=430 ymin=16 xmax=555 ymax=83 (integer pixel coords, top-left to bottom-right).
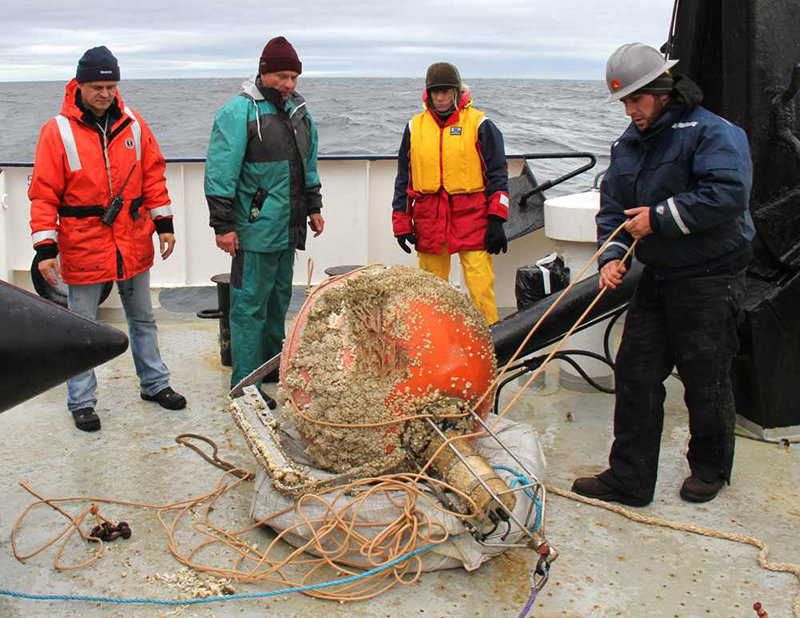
xmin=1 ymin=292 xmax=799 ymax=618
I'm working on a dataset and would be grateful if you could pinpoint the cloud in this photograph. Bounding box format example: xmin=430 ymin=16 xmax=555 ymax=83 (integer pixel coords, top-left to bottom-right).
xmin=0 ymin=0 xmax=675 ymax=81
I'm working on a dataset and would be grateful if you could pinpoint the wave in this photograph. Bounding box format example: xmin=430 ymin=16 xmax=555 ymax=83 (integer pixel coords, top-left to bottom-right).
xmin=0 ymin=77 xmax=628 ymax=169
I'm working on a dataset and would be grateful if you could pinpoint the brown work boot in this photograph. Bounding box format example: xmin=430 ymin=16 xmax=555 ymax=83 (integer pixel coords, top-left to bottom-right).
xmin=679 ymin=475 xmax=725 ymax=503
xmin=571 ymin=475 xmax=651 ymax=507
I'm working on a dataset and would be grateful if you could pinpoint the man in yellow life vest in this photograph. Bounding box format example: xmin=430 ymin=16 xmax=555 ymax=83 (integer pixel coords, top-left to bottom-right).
xmin=392 ymin=62 xmax=510 ymax=324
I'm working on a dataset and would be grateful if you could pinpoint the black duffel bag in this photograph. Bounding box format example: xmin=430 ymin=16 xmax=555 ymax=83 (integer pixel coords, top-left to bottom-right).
xmin=515 ymin=253 xmax=570 ymax=311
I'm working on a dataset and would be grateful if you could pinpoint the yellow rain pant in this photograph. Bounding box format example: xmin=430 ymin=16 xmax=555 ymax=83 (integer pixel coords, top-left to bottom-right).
xmin=418 ymin=244 xmax=499 ymax=325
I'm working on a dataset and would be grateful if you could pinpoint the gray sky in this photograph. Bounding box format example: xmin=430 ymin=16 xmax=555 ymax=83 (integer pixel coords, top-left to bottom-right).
xmin=2 ymin=0 xmax=675 ymax=81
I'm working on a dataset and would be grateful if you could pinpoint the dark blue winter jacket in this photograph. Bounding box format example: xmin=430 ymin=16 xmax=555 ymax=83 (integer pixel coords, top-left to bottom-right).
xmin=596 ymin=77 xmax=754 ymax=279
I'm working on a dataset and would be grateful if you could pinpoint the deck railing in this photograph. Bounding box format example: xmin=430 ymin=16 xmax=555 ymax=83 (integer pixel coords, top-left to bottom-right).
xmin=0 ymin=156 xmax=555 ymax=307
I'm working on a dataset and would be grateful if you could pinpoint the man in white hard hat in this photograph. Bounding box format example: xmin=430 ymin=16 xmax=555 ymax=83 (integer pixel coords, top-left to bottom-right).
xmin=572 ymin=43 xmax=754 ymax=506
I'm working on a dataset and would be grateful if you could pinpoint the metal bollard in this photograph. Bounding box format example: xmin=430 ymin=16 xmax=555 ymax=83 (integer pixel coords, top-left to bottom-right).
xmin=197 ymin=273 xmax=232 ymax=367
xmin=323 ymin=264 xmax=363 ymax=278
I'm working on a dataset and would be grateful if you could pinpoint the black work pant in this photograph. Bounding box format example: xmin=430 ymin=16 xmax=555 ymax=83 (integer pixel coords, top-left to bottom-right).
xmin=599 ymin=268 xmax=746 ymax=502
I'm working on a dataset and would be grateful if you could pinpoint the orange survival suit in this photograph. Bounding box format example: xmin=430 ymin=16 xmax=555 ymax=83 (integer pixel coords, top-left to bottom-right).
xmin=29 ymin=79 xmax=173 ymax=285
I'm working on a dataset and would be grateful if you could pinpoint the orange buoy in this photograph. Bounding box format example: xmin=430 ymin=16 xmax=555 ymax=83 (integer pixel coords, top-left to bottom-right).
xmin=279 ymin=265 xmax=497 ymax=474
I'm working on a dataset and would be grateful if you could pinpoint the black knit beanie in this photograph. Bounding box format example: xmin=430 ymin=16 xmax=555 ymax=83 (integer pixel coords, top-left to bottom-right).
xmin=637 ymin=72 xmax=674 ymax=95
xmin=76 ymin=46 xmax=120 ymax=83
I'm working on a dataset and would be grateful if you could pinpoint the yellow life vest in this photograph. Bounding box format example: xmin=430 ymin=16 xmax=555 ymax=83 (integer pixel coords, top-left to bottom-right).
xmin=409 ymin=106 xmax=486 ymax=195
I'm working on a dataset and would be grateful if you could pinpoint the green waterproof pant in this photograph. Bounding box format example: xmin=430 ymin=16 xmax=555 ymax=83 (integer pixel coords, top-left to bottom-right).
xmin=229 ymin=248 xmax=295 ymax=387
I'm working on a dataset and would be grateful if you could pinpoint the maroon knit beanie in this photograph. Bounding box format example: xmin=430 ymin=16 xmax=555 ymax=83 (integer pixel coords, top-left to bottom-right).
xmin=258 ymin=36 xmax=302 ymax=75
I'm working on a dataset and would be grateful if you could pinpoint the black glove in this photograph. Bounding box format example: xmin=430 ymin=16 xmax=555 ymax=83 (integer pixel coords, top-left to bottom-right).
xmin=396 ymin=233 xmax=417 ymax=254
xmin=484 ymin=216 xmax=507 ymax=255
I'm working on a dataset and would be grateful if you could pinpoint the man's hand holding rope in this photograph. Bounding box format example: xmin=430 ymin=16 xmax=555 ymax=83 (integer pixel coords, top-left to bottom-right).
xmin=623 ymin=206 xmax=653 ymax=239
xmin=599 ymin=207 xmax=652 ymax=290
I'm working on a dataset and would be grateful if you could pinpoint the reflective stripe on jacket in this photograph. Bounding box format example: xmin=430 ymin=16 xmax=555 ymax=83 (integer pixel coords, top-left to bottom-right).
xmin=29 ymin=79 xmax=172 ymax=285
xmin=410 ymin=106 xmax=485 ymax=194
xmin=597 ymin=77 xmax=754 ymax=279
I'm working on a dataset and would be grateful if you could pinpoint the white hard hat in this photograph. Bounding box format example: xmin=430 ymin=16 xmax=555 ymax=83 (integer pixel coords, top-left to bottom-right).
xmin=605 ymin=43 xmax=679 ymax=102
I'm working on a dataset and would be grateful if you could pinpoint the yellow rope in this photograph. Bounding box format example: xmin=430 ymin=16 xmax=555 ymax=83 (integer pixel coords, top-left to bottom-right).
xmin=16 ymin=221 xmax=797 ymax=612
xmin=547 ymin=484 xmax=800 ymax=617
xmin=305 ymin=258 xmax=314 ymax=295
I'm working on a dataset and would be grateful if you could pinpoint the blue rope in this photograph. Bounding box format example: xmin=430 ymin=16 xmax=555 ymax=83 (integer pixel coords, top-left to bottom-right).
xmin=0 ymin=543 xmax=436 ymax=606
xmin=493 ymin=465 xmax=543 ymax=532
xmin=1 ymin=469 xmax=542 ymax=607
xmin=492 ymin=465 xmax=545 ymax=618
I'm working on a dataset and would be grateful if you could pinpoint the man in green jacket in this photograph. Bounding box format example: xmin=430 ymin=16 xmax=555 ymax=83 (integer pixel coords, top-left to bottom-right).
xmin=205 ymin=36 xmax=324 ymax=387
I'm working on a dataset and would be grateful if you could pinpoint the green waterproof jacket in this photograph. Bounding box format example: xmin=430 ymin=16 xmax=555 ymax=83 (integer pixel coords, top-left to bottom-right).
xmin=205 ymin=75 xmax=322 ymax=252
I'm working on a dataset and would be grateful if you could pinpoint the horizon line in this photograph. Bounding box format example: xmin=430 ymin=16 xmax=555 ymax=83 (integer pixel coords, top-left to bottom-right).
xmin=0 ymin=75 xmax=606 ymax=84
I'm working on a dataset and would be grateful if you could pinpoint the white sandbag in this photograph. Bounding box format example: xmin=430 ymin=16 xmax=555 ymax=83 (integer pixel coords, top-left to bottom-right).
xmin=250 ymin=415 xmax=546 ymax=572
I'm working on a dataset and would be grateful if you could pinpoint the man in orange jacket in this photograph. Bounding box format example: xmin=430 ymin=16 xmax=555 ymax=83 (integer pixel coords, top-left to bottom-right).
xmin=392 ymin=62 xmax=509 ymax=324
xmin=29 ymin=46 xmax=186 ymax=432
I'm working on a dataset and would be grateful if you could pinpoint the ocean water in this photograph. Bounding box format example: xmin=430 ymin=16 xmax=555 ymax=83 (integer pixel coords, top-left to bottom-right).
xmin=0 ymin=77 xmax=629 ymax=195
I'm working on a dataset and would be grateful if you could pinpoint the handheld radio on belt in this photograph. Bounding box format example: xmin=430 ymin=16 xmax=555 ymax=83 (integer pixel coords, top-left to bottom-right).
xmin=100 ymin=163 xmax=137 ymax=226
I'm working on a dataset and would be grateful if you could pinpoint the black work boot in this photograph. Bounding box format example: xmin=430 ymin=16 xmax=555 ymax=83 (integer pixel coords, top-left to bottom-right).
xmin=571 ymin=475 xmax=651 ymax=507
xmin=71 ymin=408 xmax=101 ymax=432
xmin=258 ymin=385 xmax=278 ymax=410
xmin=141 ymin=387 xmax=187 ymax=410
xmin=679 ymin=475 xmax=725 ymax=503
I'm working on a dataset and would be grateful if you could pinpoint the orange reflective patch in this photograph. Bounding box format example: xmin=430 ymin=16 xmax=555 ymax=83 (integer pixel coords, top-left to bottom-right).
xmin=611 ymin=79 xmax=622 ymax=91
